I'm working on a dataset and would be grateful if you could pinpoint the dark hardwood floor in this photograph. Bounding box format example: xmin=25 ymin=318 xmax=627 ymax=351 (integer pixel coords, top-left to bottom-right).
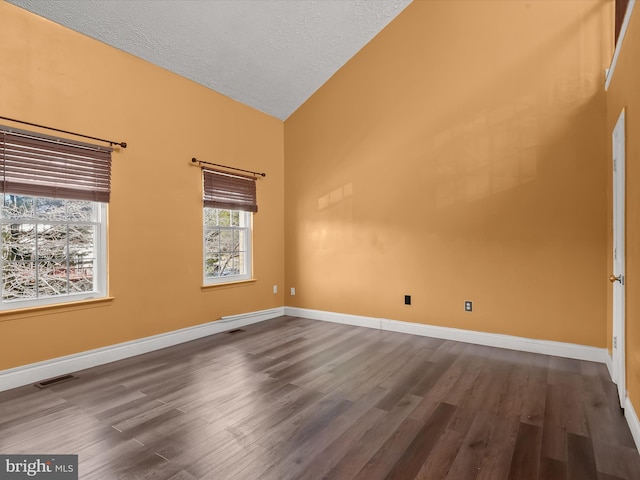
xmin=1 ymin=316 xmax=639 ymax=479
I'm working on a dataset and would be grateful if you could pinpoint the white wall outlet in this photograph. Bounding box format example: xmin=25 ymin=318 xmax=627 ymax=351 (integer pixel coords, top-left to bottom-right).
xmin=290 ymin=287 xmax=296 ymax=296
xmin=273 ymin=285 xmax=278 ymax=294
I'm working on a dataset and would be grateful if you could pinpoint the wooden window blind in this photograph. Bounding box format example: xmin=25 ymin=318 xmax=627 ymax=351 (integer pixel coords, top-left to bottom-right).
xmin=0 ymin=126 xmax=112 ymax=203
xmin=203 ymin=169 xmax=257 ymax=213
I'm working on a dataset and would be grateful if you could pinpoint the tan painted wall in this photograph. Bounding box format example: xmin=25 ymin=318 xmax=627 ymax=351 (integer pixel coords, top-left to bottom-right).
xmin=0 ymin=2 xmax=285 ymax=370
xmin=606 ymin=5 xmax=640 ymax=415
xmin=284 ymin=0 xmax=612 ymax=346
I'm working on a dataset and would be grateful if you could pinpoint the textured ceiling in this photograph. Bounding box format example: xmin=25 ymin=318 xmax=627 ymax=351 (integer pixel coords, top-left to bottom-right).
xmin=7 ymin=0 xmax=412 ymax=120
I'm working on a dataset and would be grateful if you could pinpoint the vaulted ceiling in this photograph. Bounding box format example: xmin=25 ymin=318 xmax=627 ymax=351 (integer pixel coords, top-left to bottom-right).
xmin=7 ymin=0 xmax=412 ymax=120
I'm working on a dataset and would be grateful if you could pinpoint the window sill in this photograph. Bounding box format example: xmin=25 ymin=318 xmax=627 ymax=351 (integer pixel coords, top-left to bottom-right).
xmin=0 ymin=296 xmax=115 ymax=322
xmin=201 ymin=279 xmax=257 ymax=291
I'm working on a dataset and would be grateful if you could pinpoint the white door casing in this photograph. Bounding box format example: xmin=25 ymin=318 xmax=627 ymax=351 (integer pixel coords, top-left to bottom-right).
xmin=612 ymin=108 xmax=626 ymax=408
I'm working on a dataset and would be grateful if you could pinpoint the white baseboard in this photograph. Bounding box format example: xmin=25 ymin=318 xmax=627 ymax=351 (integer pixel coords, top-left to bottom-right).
xmin=0 ymin=307 xmax=284 ymax=392
xmin=625 ymin=397 xmax=640 ymax=453
xmin=606 ymin=351 xmax=614 ymax=379
xmin=284 ymin=307 xmax=606 ymax=363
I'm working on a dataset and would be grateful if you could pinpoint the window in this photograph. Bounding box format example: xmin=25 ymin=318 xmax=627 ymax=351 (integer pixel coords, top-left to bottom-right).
xmin=1 ymin=195 xmax=106 ymax=306
xmin=201 ymin=168 xmax=257 ymax=285
xmin=203 ymin=208 xmax=251 ymax=283
xmin=0 ymin=126 xmax=111 ymax=309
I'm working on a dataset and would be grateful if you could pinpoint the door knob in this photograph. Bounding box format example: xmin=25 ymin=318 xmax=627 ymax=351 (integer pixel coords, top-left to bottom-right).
xmin=609 ymin=274 xmax=622 ymax=283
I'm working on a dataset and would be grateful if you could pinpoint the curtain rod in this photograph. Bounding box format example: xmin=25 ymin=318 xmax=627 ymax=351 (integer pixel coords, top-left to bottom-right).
xmin=191 ymin=157 xmax=266 ymax=178
xmin=0 ymin=115 xmax=127 ymax=148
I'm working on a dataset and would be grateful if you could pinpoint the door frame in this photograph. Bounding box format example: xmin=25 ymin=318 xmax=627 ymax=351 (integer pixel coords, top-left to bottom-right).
xmin=612 ymin=108 xmax=626 ymax=408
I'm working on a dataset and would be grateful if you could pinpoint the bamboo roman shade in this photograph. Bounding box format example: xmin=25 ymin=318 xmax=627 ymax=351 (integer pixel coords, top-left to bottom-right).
xmin=0 ymin=126 xmax=112 ymax=203
xmin=203 ymin=168 xmax=258 ymax=213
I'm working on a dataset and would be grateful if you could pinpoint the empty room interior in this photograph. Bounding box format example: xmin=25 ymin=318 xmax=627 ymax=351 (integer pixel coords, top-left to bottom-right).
xmin=1 ymin=0 xmax=640 ymax=478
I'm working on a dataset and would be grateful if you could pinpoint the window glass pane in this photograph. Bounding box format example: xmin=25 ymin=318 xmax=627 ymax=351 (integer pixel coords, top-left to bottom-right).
xmin=2 ymin=261 xmax=37 ymax=301
xmin=238 ymin=229 xmax=246 ymax=253
xmin=218 ymin=253 xmax=234 ymax=276
xmin=237 ymin=252 xmax=246 ymax=275
xmin=218 ymin=210 xmax=231 ymax=227
xmin=231 ymin=210 xmax=239 ymax=226
xmin=204 ymin=230 xmax=219 ymax=277
xmin=38 ymin=260 xmax=68 ymax=297
xmin=68 ymin=225 xmax=95 ymax=257
xmin=36 ymin=197 xmax=66 ymax=221
xmin=204 ymin=208 xmax=218 ymax=227
xmin=205 ymin=253 xmax=220 ymax=277
xmin=2 ymin=224 xmax=36 ymax=261
xmin=38 ymin=225 xmax=67 ymax=260
xmin=67 ymin=200 xmax=94 ymax=222
xmin=69 ymin=257 xmax=94 ymax=293
xmin=220 ymin=230 xmax=234 ymax=253
xmin=204 ymin=229 xmax=219 ymax=251
xmin=2 ymin=195 xmax=34 ymax=219
xmin=230 ymin=254 xmax=238 ymax=276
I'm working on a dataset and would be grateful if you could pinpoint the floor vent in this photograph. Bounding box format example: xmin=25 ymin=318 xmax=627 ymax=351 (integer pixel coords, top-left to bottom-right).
xmin=227 ymin=328 xmax=246 ymax=334
xmin=34 ymin=374 xmax=76 ymax=389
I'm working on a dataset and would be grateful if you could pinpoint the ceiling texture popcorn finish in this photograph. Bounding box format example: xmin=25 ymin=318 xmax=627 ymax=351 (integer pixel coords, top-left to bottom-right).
xmin=7 ymin=0 xmax=412 ymax=120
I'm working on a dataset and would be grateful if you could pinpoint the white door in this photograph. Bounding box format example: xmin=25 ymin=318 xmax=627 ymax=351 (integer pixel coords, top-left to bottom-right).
xmin=611 ymin=108 xmax=626 ymax=408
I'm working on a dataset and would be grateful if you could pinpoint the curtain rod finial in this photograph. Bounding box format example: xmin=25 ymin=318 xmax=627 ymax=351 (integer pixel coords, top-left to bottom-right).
xmin=120 ymin=142 xmax=127 ymax=149
xmin=192 ymin=157 xmax=198 ymax=163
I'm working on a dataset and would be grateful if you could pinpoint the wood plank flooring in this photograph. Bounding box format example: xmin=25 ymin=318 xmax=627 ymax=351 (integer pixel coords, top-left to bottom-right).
xmin=1 ymin=316 xmax=639 ymax=479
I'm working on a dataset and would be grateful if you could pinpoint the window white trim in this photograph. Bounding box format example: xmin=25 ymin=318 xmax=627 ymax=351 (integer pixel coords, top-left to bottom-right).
xmin=203 ymin=208 xmax=253 ymax=285
xmin=0 ymin=199 xmax=107 ymax=310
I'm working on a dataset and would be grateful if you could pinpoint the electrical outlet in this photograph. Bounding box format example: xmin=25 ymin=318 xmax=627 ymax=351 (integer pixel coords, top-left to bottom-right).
xmin=273 ymin=285 xmax=278 ymax=294
xmin=465 ymin=301 xmax=472 ymax=312
xmin=404 ymin=295 xmax=411 ymax=305
xmin=290 ymin=287 xmax=296 ymax=296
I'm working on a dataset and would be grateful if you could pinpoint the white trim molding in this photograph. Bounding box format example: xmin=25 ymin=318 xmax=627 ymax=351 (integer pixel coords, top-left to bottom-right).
xmin=625 ymin=397 xmax=640 ymax=453
xmin=0 ymin=307 xmax=284 ymax=392
xmin=606 ymin=351 xmax=614 ymax=379
xmin=605 ymin=0 xmax=636 ymax=91
xmin=284 ymin=307 xmax=607 ymax=363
